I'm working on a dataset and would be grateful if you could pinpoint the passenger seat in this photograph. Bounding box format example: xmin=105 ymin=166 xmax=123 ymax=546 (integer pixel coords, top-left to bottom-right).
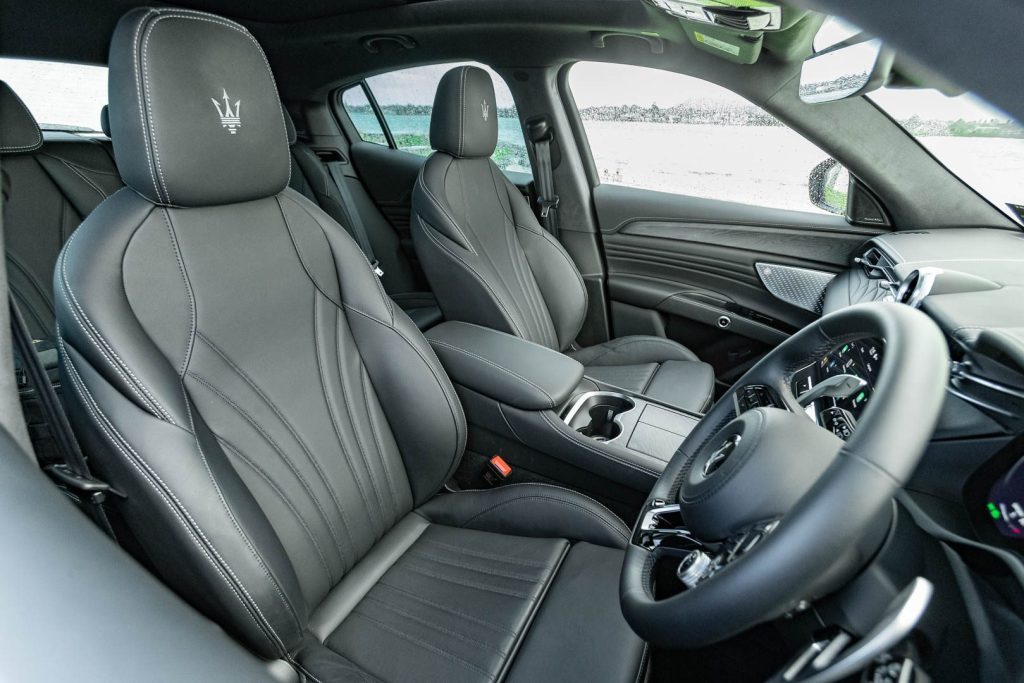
xmin=284 ymin=110 xmax=443 ymax=331
xmin=411 ymin=66 xmax=716 ymax=413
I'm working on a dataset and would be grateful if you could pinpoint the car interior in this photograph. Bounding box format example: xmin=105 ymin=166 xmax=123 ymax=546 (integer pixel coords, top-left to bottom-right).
xmin=0 ymin=1 xmax=1022 ymax=681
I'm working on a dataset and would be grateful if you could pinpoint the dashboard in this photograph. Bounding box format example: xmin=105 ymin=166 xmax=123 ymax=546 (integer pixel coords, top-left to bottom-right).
xmin=822 ymin=229 xmax=1024 ymax=554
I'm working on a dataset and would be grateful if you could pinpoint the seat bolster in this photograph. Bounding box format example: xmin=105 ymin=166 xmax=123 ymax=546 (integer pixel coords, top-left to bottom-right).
xmin=570 ymin=334 xmax=700 ymax=366
xmin=417 ymin=483 xmax=631 ymax=549
xmin=290 ymin=190 xmax=468 ymax=504
xmin=59 ymin=342 xmax=307 ymax=659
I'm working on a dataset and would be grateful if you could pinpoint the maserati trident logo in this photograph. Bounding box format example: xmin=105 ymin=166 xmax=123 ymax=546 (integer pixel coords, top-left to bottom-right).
xmin=211 ymin=89 xmax=241 ymax=134
xmin=702 ymin=434 xmax=741 ymax=477
xmin=481 ymin=100 xmax=490 ymax=122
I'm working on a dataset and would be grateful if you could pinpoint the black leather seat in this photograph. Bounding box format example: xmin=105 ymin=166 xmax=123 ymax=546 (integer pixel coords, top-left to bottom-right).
xmin=1 ymin=83 xmax=123 ymax=344
xmin=283 ymin=110 xmax=443 ymax=331
xmin=410 ymin=66 xmax=716 ymax=413
xmin=57 ymin=8 xmax=645 ymax=681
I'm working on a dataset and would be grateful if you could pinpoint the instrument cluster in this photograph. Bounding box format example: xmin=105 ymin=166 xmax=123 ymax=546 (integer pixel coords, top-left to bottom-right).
xmin=792 ymin=338 xmax=885 ymax=440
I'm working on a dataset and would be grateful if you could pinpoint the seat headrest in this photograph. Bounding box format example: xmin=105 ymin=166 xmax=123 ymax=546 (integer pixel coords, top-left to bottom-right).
xmin=100 ymin=105 xmax=111 ymax=138
xmin=0 ymin=81 xmax=43 ymax=155
xmin=429 ymin=66 xmax=498 ymax=159
xmin=107 ymin=7 xmax=290 ymax=207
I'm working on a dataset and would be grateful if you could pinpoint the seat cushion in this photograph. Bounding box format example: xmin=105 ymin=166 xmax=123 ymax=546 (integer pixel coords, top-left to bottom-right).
xmin=294 ymin=484 xmax=645 ymax=682
xmin=570 ymin=335 xmax=715 ymax=413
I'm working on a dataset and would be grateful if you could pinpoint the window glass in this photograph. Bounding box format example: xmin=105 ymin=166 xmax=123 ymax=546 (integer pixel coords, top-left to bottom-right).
xmin=0 ymin=58 xmax=107 ymax=132
xmin=870 ymin=88 xmax=1024 ymax=224
xmin=347 ymin=62 xmax=530 ymax=173
xmin=568 ymin=61 xmax=847 ymax=215
xmin=341 ymin=85 xmax=388 ymax=146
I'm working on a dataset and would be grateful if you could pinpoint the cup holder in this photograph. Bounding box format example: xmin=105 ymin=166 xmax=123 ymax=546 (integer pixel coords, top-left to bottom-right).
xmin=563 ymin=392 xmax=636 ymax=443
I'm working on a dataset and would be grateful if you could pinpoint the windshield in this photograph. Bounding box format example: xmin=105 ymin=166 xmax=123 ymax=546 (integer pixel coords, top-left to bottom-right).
xmin=870 ymin=88 xmax=1024 ymax=224
xmin=0 ymin=57 xmax=107 ymax=132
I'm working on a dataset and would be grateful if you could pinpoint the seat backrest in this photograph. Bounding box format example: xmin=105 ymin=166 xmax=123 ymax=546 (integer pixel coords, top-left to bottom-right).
xmin=1 ymin=82 xmax=123 ymax=342
xmin=57 ymin=7 xmax=465 ymax=660
xmin=411 ymin=66 xmax=588 ymax=351
xmin=285 ymin=111 xmax=423 ymax=297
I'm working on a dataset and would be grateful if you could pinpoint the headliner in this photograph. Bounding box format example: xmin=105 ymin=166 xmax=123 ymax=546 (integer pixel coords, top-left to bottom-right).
xmin=0 ymin=0 xmax=722 ymax=99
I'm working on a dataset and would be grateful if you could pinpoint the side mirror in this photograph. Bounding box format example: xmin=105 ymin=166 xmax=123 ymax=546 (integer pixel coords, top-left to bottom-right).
xmin=809 ymin=159 xmax=891 ymax=226
xmin=808 ymin=158 xmax=849 ymax=214
xmin=799 ymin=35 xmax=894 ymax=104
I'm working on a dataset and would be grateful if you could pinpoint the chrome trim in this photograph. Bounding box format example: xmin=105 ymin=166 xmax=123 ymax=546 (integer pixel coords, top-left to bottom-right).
xmin=895 ymin=267 xmax=942 ymax=309
xmin=561 ymin=391 xmax=636 ymax=445
xmin=796 ymin=373 xmax=867 ymax=408
xmin=676 ymin=550 xmax=712 ymax=589
xmin=635 ymin=503 xmax=703 ymax=550
xmin=561 ymin=390 xmax=634 ymax=422
xmin=951 ymin=362 xmax=1024 ymax=400
xmin=776 ymin=577 xmax=933 ymax=683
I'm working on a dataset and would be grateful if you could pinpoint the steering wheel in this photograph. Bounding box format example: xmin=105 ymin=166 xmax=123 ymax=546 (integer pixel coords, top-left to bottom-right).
xmin=620 ymin=303 xmax=949 ymax=648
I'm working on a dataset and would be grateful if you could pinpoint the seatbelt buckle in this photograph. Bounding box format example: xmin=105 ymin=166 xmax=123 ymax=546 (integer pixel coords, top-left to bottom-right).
xmin=370 ymin=260 xmax=384 ymax=278
xmin=44 ymin=464 xmax=121 ymax=505
xmin=483 ymin=455 xmax=512 ymax=487
xmin=538 ymin=195 xmax=559 ymax=219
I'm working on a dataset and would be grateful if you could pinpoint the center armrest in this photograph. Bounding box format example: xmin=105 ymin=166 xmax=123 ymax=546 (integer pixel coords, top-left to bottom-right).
xmin=425 ymin=321 xmax=584 ymax=411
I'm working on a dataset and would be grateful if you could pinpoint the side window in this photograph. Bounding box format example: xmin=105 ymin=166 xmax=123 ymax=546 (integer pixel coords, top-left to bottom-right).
xmin=340 ymin=62 xmax=531 ymax=174
xmin=341 ymin=85 xmax=387 ymax=146
xmin=568 ymin=61 xmax=848 ymax=215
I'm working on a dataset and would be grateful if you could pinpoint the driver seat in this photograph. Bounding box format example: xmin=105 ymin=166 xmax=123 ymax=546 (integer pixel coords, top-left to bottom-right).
xmin=56 ymin=8 xmax=646 ymax=682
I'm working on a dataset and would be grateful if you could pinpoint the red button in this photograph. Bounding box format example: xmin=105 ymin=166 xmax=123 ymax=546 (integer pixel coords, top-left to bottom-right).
xmin=489 ymin=455 xmax=512 ymax=478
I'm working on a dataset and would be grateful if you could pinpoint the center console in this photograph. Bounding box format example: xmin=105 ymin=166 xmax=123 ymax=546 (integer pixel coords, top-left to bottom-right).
xmin=425 ymin=321 xmax=704 ymax=515
xmin=562 ymin=391 xmax=699 ymax=461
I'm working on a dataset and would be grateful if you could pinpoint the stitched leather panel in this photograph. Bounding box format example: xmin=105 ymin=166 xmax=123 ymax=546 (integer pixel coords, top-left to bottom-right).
xmin=322 ymin=524 xmax=567 ymax=683
xmin=57 ymin=188 xmax=466 ymax=656
xmin=413 ymin=153 xmax=577 ymax=350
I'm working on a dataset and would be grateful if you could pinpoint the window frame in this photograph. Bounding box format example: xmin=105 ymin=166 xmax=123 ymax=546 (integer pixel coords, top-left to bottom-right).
xmin=338 ymin=81 xmax=397 ymax=149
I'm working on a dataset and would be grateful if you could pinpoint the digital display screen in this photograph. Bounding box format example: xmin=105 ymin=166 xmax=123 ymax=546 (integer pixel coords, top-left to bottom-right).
xmin=987 ymin=455 xmax=1024 ymax=539
xmin=816 ymin=339 xmax=884 ymax=420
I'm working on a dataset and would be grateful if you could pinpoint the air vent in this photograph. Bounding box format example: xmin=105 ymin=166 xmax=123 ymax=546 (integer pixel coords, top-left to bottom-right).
xmin=313 ymin=148 xmax=346 ymax=163
xmin=856 ymin=247 xmax=898 ymax=283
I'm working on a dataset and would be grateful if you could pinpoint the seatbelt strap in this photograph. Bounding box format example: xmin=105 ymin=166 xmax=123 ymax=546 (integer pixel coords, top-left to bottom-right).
xmin=8 ymin=295 xmax=119 ymax=537
xmin=324 ymin=161 xmax=384 ymax=277
xmin=526 ymin=117 xmax=560 ymax=239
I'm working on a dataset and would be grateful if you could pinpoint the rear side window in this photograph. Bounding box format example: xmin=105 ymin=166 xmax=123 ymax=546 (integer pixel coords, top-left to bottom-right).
xmin=568 ymin=61 xmax=847 ymax=215
xmin=341 ymin=85 xmax=388 ymax=146
xmin=0 ymin=58 xmax=107 ymax=132
xmin=340 ymin=62 xmax=530 ymax=173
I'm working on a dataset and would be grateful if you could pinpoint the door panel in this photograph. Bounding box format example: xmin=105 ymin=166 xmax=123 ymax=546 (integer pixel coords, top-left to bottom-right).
xmin=594 ymin=183 xmax=886 ymax=378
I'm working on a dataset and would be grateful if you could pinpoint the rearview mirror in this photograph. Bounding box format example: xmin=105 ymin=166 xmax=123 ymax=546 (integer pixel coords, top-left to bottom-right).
xmin=799 ymin=36 xmax=893 ymax=104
